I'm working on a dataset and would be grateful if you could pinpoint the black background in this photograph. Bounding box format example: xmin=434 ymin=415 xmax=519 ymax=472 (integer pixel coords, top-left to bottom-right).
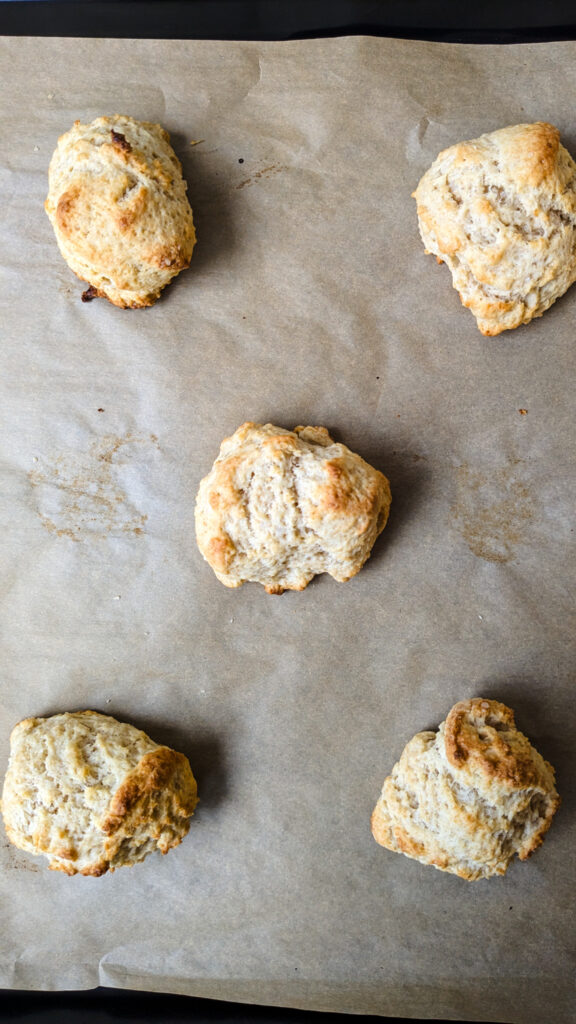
xmin=0 ymin=2 xmax=575 ymax=1022
xmin=0 ymin=0 xmax=576 ymax=43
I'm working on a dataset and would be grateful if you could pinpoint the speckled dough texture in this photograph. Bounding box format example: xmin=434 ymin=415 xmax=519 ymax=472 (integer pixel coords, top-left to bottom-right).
xmin=194 ymin=422 xmax=391 ymax=593
xmin=45 ymin=114 xmax=195 ymax=307
xmin=371 ymin=698 xmax=560 ymax=880
xmin=413 ymin=122 xmax=576 ymax=335
xmin=0 ymin=711 xmax=198 ymax=876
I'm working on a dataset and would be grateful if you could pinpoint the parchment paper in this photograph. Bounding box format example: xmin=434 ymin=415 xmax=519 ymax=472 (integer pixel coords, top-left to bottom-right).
xmin=0 ymin=35 xmax=575 ymax=1023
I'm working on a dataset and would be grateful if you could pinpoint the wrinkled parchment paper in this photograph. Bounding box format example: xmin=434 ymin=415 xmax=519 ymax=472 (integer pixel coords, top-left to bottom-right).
xmin=0 ymin=35 xmax=575 ymax=1022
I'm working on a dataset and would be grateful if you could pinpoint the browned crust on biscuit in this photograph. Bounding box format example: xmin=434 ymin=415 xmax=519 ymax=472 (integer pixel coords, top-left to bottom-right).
xmin=81 ymin=284 xmax=102 ymax=302
xmin=294 ymin=425 xmax=333 ymax=447
xmin=429 ymin=122 xmax=560 ymax=192
xmin=323 ymin=457 xmax=386 ymax=530
xmin=147 ymin=242 xmax=191 ymax=272
xmin=56 ymin=187 xmax=81 ymax=232
xmin=102 ymin=747 xmax=198 ymax=837
xmin=517 ymin=805 xmax=560 ymax=861
xmin=370 ymin=800 xmax=391 ymax=848
xmin=445 ymin=698 xmax=543 ymax=787
xmin=371 ymin=804 xmax=459 ymax=876
xmin=207 ymin=534 xmax=237 ymax=574
xmin=48 ymin=860 xmax=83 ymax=876
xmin=498 ymin=121 xmax=560 ymax=189
xmin=110 ymin=129 xmax=132 ymax=153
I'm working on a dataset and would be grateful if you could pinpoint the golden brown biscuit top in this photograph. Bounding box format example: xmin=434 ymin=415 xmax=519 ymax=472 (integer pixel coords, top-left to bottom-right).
xmin=445 ymin=698 xmax=547 ymax=788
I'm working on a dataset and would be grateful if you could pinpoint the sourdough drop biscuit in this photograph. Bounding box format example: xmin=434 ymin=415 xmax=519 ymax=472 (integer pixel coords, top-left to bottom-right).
xmin=0 ymin=711 xmax=198 ymax=875
xmin=414 ymin=122 xmax=576 ymax=335
xmin=371 ymin=698 xmax=559 ymax=880
xmin=195 ymin=422 xmax=391 ymax=593
xmin=45 ymin=115 xmax=195 ymax=307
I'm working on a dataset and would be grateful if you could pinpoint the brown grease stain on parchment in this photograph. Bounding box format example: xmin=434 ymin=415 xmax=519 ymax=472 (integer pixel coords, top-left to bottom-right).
xmin=451 ymin=458 xmax=534 ymax=563
xmin=29 ymin=433 xmax=158 ymax=541
xmin=235 ymin=163 xmax=284 ymax=190
xmin=1 ymin=839 xmax=41 ymax=873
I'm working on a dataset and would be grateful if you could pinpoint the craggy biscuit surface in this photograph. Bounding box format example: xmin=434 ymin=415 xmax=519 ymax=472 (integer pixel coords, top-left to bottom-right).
xmin=413 ymin=122 xmax=576 ymax=335
xmin=45 ymin=115 xmax=195 ymax=307
xmin=0 ymin=711 xmax=198 ymax=875
xmin=371 ymin=698 xmax=559 ymax=880
xmin=195 ymin=422 xmax=391 ymax=593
